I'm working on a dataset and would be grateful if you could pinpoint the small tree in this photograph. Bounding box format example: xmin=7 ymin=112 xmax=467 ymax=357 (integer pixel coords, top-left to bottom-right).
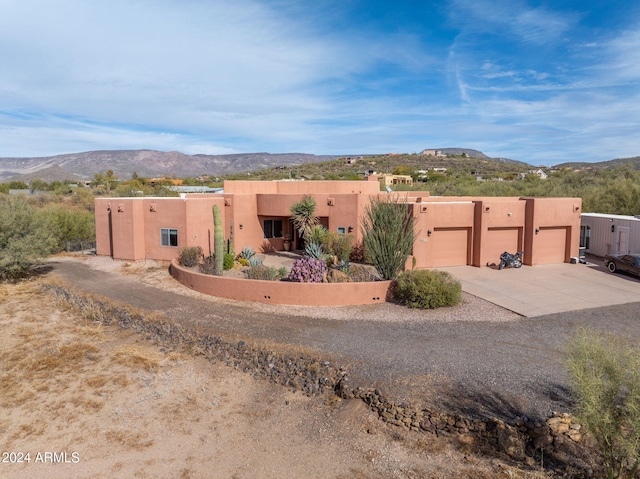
xmin=567 ymin=330 xmax=640 ymax=479
xmin=361 ymin=195 xmax=417 ymax=280
xmin=290 ymin=196 xmax=318 ymax=242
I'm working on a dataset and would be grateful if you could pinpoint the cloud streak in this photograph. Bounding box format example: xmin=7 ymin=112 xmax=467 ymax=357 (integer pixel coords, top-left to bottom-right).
xmin=0 ymin=0 xmax=638 ymax=164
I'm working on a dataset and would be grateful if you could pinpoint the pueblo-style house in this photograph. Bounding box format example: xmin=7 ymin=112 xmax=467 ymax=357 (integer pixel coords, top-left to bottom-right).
xmin=94 ymin=176 xmax=582 ymax=268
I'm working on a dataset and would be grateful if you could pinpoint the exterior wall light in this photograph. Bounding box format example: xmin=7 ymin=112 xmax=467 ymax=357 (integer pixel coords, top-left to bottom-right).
xmin=348 ymin=226 xmax=354 ymax=233
xmin=535 ymin=228 xmax=540 ymax=234
xmin=427 ymin=230 xmax=432 ymax=236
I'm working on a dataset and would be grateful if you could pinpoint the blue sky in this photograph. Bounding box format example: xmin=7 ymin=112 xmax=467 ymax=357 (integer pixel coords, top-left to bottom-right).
xmin=1 ymin=0 xmax=639 ymax=165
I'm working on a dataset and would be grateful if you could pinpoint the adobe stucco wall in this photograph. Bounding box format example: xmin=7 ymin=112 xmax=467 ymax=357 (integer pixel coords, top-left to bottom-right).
xmin=523 ymin=197 xmax=581 ymax=265
xmin=169 ymin=260 xmax=394 ymax=306
xmin=95 ymin=181 xmax=582 ymax=268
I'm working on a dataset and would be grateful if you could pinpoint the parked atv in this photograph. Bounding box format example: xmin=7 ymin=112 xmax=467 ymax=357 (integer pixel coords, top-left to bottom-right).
xmin=498 ymin=251 xmax=523 ymax=270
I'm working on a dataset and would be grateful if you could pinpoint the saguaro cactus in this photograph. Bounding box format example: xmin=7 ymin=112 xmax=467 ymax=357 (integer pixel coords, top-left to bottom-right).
xmin=213 ymin=204 xmax=224 ymax=276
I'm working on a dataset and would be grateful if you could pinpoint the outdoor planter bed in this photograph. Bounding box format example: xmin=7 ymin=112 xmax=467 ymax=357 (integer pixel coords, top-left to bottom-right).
xmin=169 ymin=259 xmax=394 ymax=306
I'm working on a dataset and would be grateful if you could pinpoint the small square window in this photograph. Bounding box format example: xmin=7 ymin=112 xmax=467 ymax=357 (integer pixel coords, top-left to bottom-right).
xmin=161 ymin=228 xmax=178 ymax=247
xmin=337 ymin=227 xmax=346 ymax=235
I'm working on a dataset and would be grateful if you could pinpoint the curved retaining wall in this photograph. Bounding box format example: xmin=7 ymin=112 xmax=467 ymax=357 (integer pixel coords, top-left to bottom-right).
xmin=170 ymin=259 xmax=394 ymax=306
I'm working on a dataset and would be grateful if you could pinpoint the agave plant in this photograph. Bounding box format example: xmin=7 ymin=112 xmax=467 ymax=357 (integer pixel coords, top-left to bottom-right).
xmin=304 ymin=241 xmax=330 ymax=261
xmin=248 ymin=255 xmax=263 ymax=267
xmin=238 ymin=246 xmax=256 ymax=260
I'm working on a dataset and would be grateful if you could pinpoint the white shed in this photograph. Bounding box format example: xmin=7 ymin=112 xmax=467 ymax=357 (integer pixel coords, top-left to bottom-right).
xmin=580 ymin=213 xmax=640 ymax=257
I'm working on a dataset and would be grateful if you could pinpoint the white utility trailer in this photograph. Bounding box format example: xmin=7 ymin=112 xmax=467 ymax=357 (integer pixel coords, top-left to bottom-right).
xmin=580 ymin=213 xmax=640 ymax=257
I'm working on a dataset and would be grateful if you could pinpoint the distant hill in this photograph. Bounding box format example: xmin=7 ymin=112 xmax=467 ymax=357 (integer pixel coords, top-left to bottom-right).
xmin=556 ymin=156 xmax=640 ymax=170
xmin=0 ymin=150 xmax=342 ymax=182
xmin=0 ymin=147 xmax=535 ymax=183
xmin=437 ymin=148 xmax=489 ymax=158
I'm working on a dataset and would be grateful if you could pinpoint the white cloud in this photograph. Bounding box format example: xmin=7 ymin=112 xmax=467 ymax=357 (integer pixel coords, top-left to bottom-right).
xmin=448 ymin=0 xmax=577 ymax=44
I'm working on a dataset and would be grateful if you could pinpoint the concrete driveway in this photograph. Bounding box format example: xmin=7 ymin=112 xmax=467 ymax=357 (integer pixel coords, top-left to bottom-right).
xmin=438 ymin=256 xmax=640 ymax=317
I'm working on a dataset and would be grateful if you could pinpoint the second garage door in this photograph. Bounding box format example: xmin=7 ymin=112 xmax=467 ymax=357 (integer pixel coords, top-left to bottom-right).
xmin=430 ymin=227 xmax=471 ymax=267
xmin=536 ymin=227 xmax=567 ymax=264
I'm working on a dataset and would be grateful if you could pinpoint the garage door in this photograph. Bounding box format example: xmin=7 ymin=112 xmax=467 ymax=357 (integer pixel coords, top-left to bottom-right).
xmin=485 ymin=227 xmax=521 ymax=265
xmin=536 ymin=227 xmax=567 ymax=264
xmin=430 ymin=227 xmax=470 ymax=267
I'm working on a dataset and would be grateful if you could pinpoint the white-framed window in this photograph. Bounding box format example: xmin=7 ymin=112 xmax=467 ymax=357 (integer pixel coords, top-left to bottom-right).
xmin=160 ymin=228 xmax=178 ymax=247
xmin=337 ymin=227 xmax=346 ymax=235
xmin=263 ymin=219 xmax=283 ymax=239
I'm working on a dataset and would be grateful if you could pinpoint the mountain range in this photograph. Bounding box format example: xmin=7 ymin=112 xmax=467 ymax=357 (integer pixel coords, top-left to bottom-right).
xmin=0 ymin=150 xmax=342 ymax=183
xmin=2 ymin=148 xmax=638 ymax=183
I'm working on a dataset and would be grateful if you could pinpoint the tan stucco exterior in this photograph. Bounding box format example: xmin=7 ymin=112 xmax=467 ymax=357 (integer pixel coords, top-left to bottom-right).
xmin=95 ymin=179 xmax=581 ymax=268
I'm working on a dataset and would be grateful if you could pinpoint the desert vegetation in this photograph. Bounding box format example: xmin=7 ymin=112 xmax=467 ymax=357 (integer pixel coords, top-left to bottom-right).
xmin=361 ymin=195 xmax=417 ymax=280
xmin=395 ymin=270 xmax=462 ymax=309
xmin=567 ymin=329 xmax=640 ymax=479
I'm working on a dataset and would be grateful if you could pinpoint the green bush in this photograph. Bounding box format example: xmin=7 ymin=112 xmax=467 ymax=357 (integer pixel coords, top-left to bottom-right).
xmin=0 ymin=195 xmax=57 ymax=281
xmin=324 ymin=232 xmax=353 ymax=262
xmin=37 ymin=205 xmax=95 ymax=251
xmin=567 ymin=330 xmax=640 ymax=479
xmin=223 ymin=253 xmax=235 ymax=270
xmin=178 ymin=246 xmax=203 ymax=267
xmin=394 ymin=270 xmax=461 ymax=309
xmin=246 ymin=265 xmax=287 ymax=281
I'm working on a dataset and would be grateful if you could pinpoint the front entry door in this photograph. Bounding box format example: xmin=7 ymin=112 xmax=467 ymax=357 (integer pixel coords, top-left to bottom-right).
xmin=618 ymin=227 xmax=630 ymax=255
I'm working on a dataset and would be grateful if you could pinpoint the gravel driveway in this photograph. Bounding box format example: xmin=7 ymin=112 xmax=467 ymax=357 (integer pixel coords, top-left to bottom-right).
xmin=48 ymin=256 xmax=640 ymax=421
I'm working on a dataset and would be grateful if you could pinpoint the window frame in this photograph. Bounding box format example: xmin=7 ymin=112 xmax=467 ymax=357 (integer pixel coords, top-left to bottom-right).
xmin=262 ymin=219 xmax=283 ymax=239
xmin=160 ymin=228 xmax=179 ymax=247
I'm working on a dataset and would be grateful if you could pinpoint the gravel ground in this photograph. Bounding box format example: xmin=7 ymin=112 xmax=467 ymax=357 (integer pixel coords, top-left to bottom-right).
xmin=48 ymin=254 xmax=640 ymax=421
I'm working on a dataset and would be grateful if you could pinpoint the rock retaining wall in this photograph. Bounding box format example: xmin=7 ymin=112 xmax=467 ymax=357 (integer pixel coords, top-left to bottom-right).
xmin=44 ymin=283 xmax=593 ymax=474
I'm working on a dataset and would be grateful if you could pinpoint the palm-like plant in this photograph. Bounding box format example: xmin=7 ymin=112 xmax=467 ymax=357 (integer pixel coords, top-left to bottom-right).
xmin=290 ymin=196 xmax=318 ymax=241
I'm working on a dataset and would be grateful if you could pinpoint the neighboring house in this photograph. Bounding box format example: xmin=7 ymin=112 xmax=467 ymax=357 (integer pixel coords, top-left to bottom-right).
xmin=519 ymin=169 xmax=548 ymax=180
xmin=421 ymin=149 xmax=445 ymax=157
xmin=580 ymin=213 xmax=640 ymax=257
xmin=378 ymin=174 xmax=413 ymax=188
xmin=95 ymin=178 xmax=582 ymax=268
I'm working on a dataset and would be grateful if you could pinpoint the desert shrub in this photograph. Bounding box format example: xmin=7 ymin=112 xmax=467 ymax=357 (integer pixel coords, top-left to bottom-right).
xmin=178 ymin=246 xmax=203 ymax=267
xmin=324 ymin=232 xmax=353 ymax=262
xmin=0 ymin=195 xmax=57 ymax=281
xmin=287 ymin=256 xmax=327 ymax=283
xmin=223 ymin=253 xmax=235 ymax=270
xmin=199 ymin=255 xmax=217 ymax=275
xmin=394 ymin=270 xmax=461 ymax=309
xmin=238 ymin=258 xmax=249 ymax=267
xmin=361 ymin=195 xmax=417 ymax=280
xmin=246 ymin=265 xmax=287 ymax=281
xmin=37 ymin=205 xmax=96 ymax=251
xmin=567 ymin=330 xmax=640 ymax=479
xmin=349 ymin=241 xmax=365 ymax=263
xmin=307 ymin=225 xmax=329 ymax=246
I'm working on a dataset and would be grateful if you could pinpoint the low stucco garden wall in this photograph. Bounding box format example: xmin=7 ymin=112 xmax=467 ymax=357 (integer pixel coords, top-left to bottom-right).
xmin=170 ymin=259 xmax=394 ymax=306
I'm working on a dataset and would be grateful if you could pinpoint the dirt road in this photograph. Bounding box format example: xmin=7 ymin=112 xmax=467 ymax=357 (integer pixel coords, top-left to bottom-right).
xmin=48 ymin=256 xmax=640 ymax=421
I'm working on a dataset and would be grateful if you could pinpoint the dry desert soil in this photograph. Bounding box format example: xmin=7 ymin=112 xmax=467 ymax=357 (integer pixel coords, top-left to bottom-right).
xmin=0 ymin=256 xmax=564 ymax=479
